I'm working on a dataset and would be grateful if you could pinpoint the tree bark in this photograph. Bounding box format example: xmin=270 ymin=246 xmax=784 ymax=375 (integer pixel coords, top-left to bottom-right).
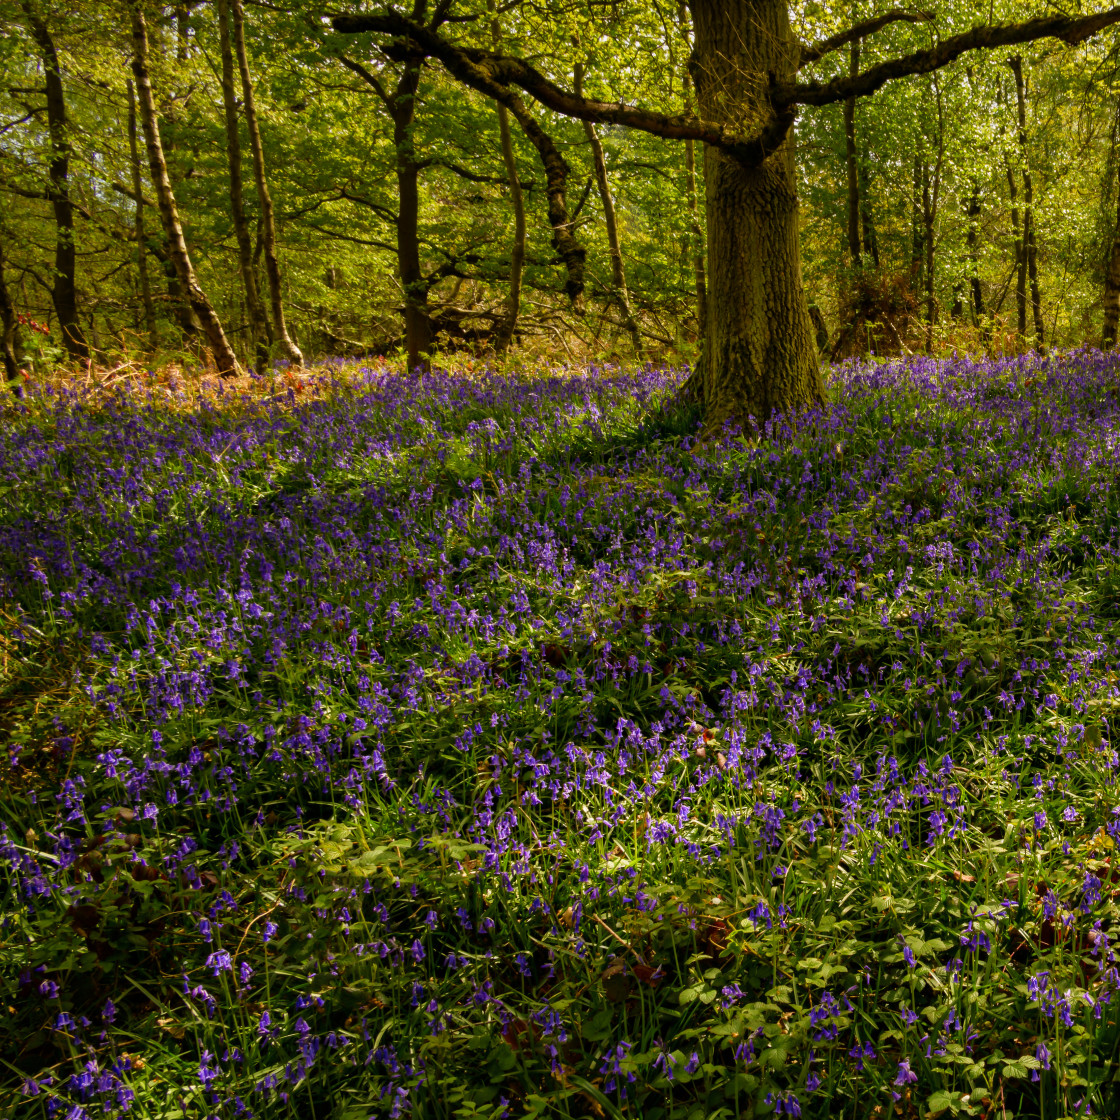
xmin=1003 ymin=153 xmax=1026 ymax=340
xmin=506 ymin=96 xmax=586 ymax=306
xmin=575 ymin=61 xmax=640 ymax=354
xmin=843 ymin=40 xmax=861 ymax=268
xmin=21 ymin=3 xmax=87 ymax=361
xmin=910 ymin=155 xmax=923 ymax=281
xmin=689 ymin=0 xmax=823 ymax=430
xmin=490 ymin=1 xmax=524 ymax=356
xmin=335 ymin=52 xmax=436 ymax=370
xmin=217 ymin=0 xmax=271 ymax=370
xmin=859 ymin=160 xmax=879 ymax=270
xmin=129 ymin=2 xmax=238 ymax=376
xmin=1104 ymin=98 xmax=1120 ymax=349
xmin=684 ymin=136 xmax=708 ymax=337
xmin=126 ymin=79 xmax=159 ymax=352
xmin=965 ymin=187 xmax=984 ymax=329
xmin=1009 ymin=55 xmax=1043 ymax=349
xmin=922 ymin=160 xmax=935 ymax=348
xmin=0 ymin=238 xmax=22 ymax=381
xmin=231 ymin=0 xmax=302 ymax=367
xmin=393 ymin=57 xmax=431 ymax=371
xmin=679 ymin=3 xmax=707 ymax=340
xmin=1104 ymin=203 xmax=1120 ymax=349
xmin=921 ymin=77 xmax=944 ymax=351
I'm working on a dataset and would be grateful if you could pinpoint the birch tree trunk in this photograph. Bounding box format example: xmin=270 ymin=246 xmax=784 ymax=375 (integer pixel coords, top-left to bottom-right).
xmin=129 ymin=2 xmax=239 ymax=376
xmin=218 ymin=0 xmax=271 ymax=370
xmin=126 ymin=79 xmax=158 ymax=352
xmin=231 ymin=0 xmax=302 ymax=367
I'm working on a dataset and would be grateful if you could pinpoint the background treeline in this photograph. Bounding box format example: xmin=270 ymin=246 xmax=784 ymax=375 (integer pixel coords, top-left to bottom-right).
xmin=3 ymin=0 xmax=1120 ymax=371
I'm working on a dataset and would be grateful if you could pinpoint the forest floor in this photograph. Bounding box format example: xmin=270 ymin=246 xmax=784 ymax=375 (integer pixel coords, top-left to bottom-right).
xmin=3 ymin=351 xmax=1120 ymax=1119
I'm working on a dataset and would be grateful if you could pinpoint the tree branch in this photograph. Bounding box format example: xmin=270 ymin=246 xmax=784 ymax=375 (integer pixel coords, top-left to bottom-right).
xmin=799 ymin=9 xmax=933 ymax=67
xmin=331 ymin=9 xmax=773 ymax=166
xmin=781 ymin=7 xmax=1120 ymax=108
xmin=337 ymin=54 xmax=391 ymax=104
xmin=337 ymin=186 xmax=398 ymax=223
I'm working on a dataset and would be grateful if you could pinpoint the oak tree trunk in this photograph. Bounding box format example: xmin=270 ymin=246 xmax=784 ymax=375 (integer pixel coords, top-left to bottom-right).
xmin=130 ymin=2 xmax=238 ymax=376
xmin=22 ymin=4 xmax=87 ymax=361
xmin=127 ymin=79 xmax=158 ymax=352
xmin=231 ymin=0 xmax=302 ymax=367
xmin=218 ymin=0 xmax=271 ymax=370
xmin=689 ymin=0 xmax=823 ymax=431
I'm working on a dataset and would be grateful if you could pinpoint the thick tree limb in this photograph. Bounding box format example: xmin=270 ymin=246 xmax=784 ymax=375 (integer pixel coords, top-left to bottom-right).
xmin=331 ymin=10 xmax=772 ymax=165
xmin=799 ymin=9 xmax=932 ymax=67
xmin=781 ymin=7 xmax=1120 ymax=108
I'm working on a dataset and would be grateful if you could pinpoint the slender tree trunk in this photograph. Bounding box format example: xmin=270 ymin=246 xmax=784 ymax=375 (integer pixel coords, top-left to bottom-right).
xmin=129 ymin=2 xmax=238 ymax=376
xmin=922 ymin=78 xmax=944 ymax=352
xmin=231 ymin=0 xmax=301 ymax=366
xmin=0 ymin=239 xmax=22 ymax=381
xmin=965 ymin=187 xmax=984 ymax=329
xmin=21 ymin=3 xmax=87 ymax=361
xmin=1103 ymin=204 xmax=1120 ymax=349
xmin=858 ymin=160 xmax=879 ymax=270
xmin=922 ymin=161 xmax=935 ymax=348
xmin=126 ymin=79 xmax=158 ymax=352
xmin=156 ymin=4 xmax=201 ymax=344
xmin=1004 ymin=155 xmax=1026 ymax=339
xmin=490 ymin=1 xmax=524 ymax=356
xmin=679 ymin=3 xmax=707 ymax=339
xmin=911 ymin=155 xmax=924 ymax=281
xmin=574 ymin=62 xmax=641 ymax=355
xmin=843 ymin=41 xmax=861 ymax=267
xmin=1009 ymin=55 xmax=1043 ymax=349
xmin=218 ymin=0 xmax=271 ymax=369
xmin=1103 ymin=100 xmax=1120 ymax=349
xmin=1026 ymin=203 xmax=1043 ymax=346
xmin=689 ymin=0 xmax=823 ymax=430
xmin=336 ymin=52 xmax=438 ymax=369
xmin=391 ymin=57 xmax=432 ymax=371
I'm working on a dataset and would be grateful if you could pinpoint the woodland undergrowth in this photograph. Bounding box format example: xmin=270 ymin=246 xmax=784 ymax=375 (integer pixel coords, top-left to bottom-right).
xmin=3 ymin=351 xmax=1120 ymax=1119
